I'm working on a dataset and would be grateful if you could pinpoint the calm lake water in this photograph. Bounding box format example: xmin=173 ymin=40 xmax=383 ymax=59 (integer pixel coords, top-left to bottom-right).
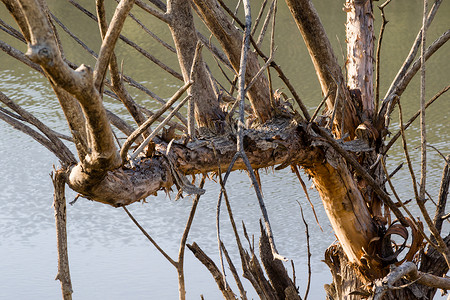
xmin=0 ymin=0 xmax=449 ymax=299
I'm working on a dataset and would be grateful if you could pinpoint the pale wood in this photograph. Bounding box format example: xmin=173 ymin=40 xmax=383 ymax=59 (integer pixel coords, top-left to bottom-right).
xmin=345 ymin=0 xmax=374 ymax=116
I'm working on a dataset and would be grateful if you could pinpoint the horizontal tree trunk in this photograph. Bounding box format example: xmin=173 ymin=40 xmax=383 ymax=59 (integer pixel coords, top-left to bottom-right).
xmin=67 ymin=118 xmax=323 ymax=206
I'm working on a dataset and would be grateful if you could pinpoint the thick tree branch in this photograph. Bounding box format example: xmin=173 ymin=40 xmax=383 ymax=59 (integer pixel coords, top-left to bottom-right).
xmin=18 ymin=0 xmax=120 ymax=171
xmin=434 ymin=155 xmax=450 ymax=234
xmin=372 ymin=262 xmax=450 ymax=300
xmin=67 ymin=118 xmax=322 ymax=206
xmin=345 ymin=0 xmax=374 ymax=116
xmin=285 ymin=0 xmax=358 ymax=136
xmin=167 ymin=0 xmax=225 ymax=131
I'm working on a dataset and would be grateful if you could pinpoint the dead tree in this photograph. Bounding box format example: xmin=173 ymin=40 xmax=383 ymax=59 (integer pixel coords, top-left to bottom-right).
xmin=0 ymin=0 xmax=449 ymax=299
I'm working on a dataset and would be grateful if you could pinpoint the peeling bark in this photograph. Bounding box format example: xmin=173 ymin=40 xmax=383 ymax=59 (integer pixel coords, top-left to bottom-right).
xmin=305 ymin=158 xmax=378 ymax=272
xmin=345 ymin=0 xmax=374 ymax=117
xmin=2 ymin=1 xmax=449 ymax=298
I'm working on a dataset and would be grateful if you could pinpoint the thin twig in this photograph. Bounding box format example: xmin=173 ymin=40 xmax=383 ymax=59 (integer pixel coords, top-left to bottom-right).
xmin=310 ymin=88 xmax=331 ymax=123
xmin=380 ymin=29 xmax=450 ymax=125
xmin=291 ymin=165 xmax=322 ymax=231
xmin=375 ymin=0 xmax=391 ymax=111
xmin=245 ymin=49 xmax=276 ymax=92
xmin=296 ymin=201 xmax=311 ymax=300
xmin=120 ymin=82 xmax=192 ymax=162
xmin=68 ymin=0 xmax=183 ymax=81
xmin=426 ymin=144 xmax=450 ymax=167
xmin=251 ymin=0 xmax=268 ymax=36
xmin=221 ymin=242 xmax=248 ymax=300
xmin=0 ymin=110 xmax=73 ymax=164
xmin=134 ymin=0 xmax=169 ymax=23
xmin=93 ymin=0 xmax=135 ymax=90
xmin=384 ymin=85 xmax=449 ymax=154
xmin=177 ymin=175 xmax=206 ymax=300
xmin=129 ymin=95 xmax=190 ymax=161
xmin=238 ymin=0 xmax=286 ymax=261
xmin=212 ymin=0 xmax=310 ymax=121
xmin=0 ymin=17 xmax=26 ymax=42
xmin=398 ymin=101 xmax=450 ymax=266
xmin=255 ymin=0 xmax=276 ymax=48
xmin=383 ymin=0 xmax=442 ymax=101
xmin=124 ymin=1 xmax=175 ymax=52
xmin=380 ymin=157 xmax=437 ymax=249
xmin=0 ymin=91 xmax=76 ymax=164
xmin=327 ymin=80 xmax=340 ymax=131
xmin=123 ymin=206 xmax=177 ymax=266
xmin=215 ymin=149 xmax=248 ymax=279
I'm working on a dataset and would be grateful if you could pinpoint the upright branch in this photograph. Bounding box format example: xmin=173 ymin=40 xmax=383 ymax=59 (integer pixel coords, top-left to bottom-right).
xmin=345 ymin=0 xmax=374 ymax=117
xmin=383 ymin=0 xmax=442 ymax=102
xmin=242 ymin=0 xmax=286 ymax=261
xmin=96 ymin=0 xmax=148 ymax=127
xmin=284 ymin=0 xmax=358 ymax=136
xmin=167 ymin=0 xmax=225 ymax=132
xmin=375 ymin=0 xmax=391 ymax=109
xmin=15 ymin=0 xmax=120 ymax=172
xmin=419 ymin=0 xmax=428 ymax=203
xmin=191 ymin=0 xmax=274 ymax=123
xmin=93 ymin=0 xmax=135 ymax=91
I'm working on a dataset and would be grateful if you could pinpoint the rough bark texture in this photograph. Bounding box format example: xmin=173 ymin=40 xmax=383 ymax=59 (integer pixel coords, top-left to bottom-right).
xmin=167 ymin=0 xmax=225 ymax=131
xmin=284 ymin=0 xmax=359 ymax=136
xmin=17 ymin=0 xmax=121 ymax=172
xmin=305 ymin=159 xmax=377 ymax=268
xmin=191 ymin=0 xmax=274 ymax=123
xmin=259 ymin=226 xmax=300 ymax=300
xmin=52 ymin=170 xmax=73 ymax=300
xmin=67 ymin=118 xmax=323 ymax=206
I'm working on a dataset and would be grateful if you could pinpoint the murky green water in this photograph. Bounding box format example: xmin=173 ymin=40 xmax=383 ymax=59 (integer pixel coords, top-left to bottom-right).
xmin=0 ymin=0 xmax=448 ymax=299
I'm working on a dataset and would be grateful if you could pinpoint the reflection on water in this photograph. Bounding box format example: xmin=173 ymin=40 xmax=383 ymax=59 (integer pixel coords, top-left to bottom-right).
xmin=0 ymin=0 xmax=449 ymax=299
